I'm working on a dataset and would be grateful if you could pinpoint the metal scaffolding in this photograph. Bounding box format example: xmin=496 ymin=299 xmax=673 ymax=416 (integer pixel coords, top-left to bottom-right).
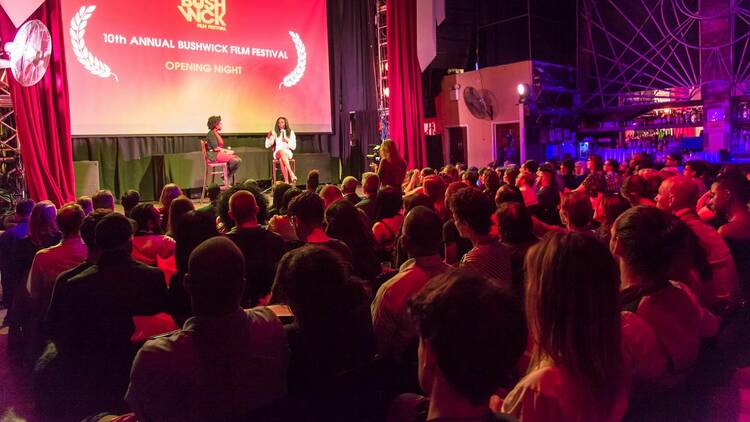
xmin=375 ymin=0 xmax=389 ymax=140
xmin=0 ymin=68 xmax=24 ymax=210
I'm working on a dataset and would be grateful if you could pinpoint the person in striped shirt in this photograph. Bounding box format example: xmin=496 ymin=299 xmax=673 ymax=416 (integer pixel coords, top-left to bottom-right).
xmin=448 ymin=187 xmax=512 ymax=287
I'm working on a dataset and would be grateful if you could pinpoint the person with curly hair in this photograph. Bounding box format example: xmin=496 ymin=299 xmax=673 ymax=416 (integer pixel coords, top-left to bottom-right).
xmin=205 ymin=115 xmax=242 ymax=182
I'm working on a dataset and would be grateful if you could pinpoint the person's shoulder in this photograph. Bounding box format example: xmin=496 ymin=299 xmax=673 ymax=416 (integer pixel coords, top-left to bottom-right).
xmin=57 ymin=262 xmax=93 ymax=284
xmin=515 ymin=365 xmax=568 ymax=397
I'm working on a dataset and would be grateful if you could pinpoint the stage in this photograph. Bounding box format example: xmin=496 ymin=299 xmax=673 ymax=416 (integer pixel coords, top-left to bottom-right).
xmin=72 ymin=136 xmax=337 ymax=201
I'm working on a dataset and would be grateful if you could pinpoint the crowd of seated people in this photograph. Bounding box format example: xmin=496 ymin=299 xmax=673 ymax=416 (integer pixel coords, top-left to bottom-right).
xmin=1 ymin=143 xmax=750 ymax=421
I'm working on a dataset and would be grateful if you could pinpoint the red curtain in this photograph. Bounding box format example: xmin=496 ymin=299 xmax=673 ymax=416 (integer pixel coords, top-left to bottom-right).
xmin=0 ymin=0 xmax=76 ymax=206
xmin=386 ymin=0 xmax=425 ymax=169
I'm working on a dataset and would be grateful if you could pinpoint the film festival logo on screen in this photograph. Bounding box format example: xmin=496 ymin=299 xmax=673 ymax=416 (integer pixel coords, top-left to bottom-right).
xmin=178 ymin=0 xmax=226 ymax=31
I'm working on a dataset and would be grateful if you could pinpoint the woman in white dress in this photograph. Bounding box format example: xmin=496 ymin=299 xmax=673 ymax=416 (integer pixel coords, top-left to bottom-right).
xmin=265 ymin=116 xmax=297 ymax=184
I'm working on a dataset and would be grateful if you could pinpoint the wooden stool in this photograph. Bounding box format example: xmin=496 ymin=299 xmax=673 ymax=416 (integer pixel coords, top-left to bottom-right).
xmin=272 ymin=158 xmax=296 ymax=184
xmin=200 ymin=140 xmax=229 ymax=203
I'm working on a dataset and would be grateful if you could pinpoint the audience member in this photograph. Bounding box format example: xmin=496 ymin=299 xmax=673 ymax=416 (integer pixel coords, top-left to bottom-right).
xmin=58 ymin=213 xmax=168 ymax=413
xmin=126 ymin=237 xmax=288 ymax=421
xmin=449 ymin=188 xmax=511 ymax=285
xmin=320 ymin=184 xmax=344 ymax=209
xmin=271 ymin=245 xmax=375 ymax=395
xmin=657 ymin=175 xmax=739 ymax=308
xmin=92 ymin=189 xmax=116 ymax=211
xmin=166 ymin=195 xmax=195 ymax=237
xmin=130 ymin=203 xmax=175 ymax=266
xmin=120 ymin=190 xmax=140 ymax=218
xmin=168 ymin=210 xmax=219 ymax=326
xmin=26 ymin=204 xmax=87 ymax=340
xmin=76 ymin=196 xmax=93 ymax=216
xmin=503 ymin=165 xmax=520 ymax=187
xmin=388 ymin=269 xmax=527 ymax=422
xmin=373 ymin=186 xmax=404 ymax=264
xmin=612 ymin=206 xmax=719 ymax=388
xmin=684 ymin=160 xmax=709 ymax=196
xmin=516 ymin=172 xmax=538 ymax=207
xmin=325 ymin=199 xmax=380 ymax=282
xmin=481 ymin=169 xmax=501 ymax=201
xmin=196 ymin=183 xmax=222 ymax=216
xmin=342 ymin=176 xmax=362 ymax=205
xmin=494 ymin=184 xmax=523 ymax=208
xmin=502 ymin=232 xmax=628 ymax=421
xmin=422 ymin=175 xmax=447 ymax=220
xmin=559 ymin=159 xmax=580 ymax=190
xmin=268 ymin=181 xmax=292 ymax=217
xmin=372 ymin=206 xmax=449 ymax=362
xmin=0 ymin=199 xmax=34 ymax=311
xmin=226 ymin=191 xmax=287 ymax=307
xmin=621 ymin=175 xmax=656 ymax=207
xmin=378 ymin=139 xmax=408 ymax=190
xmin=306 ymin=169 xmax=320 ymax=192
xmin=268 ymin=187 xmax=303 ymax=242
xmin=604 ymin=159 xmax=623 ymax=194
xmin=535 ymin=164 xmax=560 ymax=224
xmin=357 ymin=172 xmax=380 ymax=223
xmin=158 ymin=184 xmax=183 ymax=231
xmin=216 ymin=182 xmax=269 ymax=232
xmin=287 ymin=191 xmax=352 ymax=263
xmin=560 ymin=191 xmax=595 ymax=233
xmin=710 ymin=170 xmax=750 ymax=296
xmin=594 ymin=194 xmax=631 ymax=245
xmin=497 ymin=202 xmax=538 ymax=296
xmin=443 ymin=182 xmax=473 ymax=265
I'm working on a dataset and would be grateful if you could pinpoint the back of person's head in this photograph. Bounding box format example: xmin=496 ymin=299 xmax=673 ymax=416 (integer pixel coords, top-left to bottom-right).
xmin=320 ymin=184 xmax=344 ymax=208
xmin=497 ymin=201 xmax=535 ymax=244
xmin=449 ymin=187 xmax=494 ymax=235
xmin=341 ymin=176 xmax=359 ymax=194
xmin=76 ymin=196 xmax=93 ymax=216
xmin=561 ymin=159 xmax=575 ymax=174
xmin=604 ymin=158 xmax=619 ymax=172
xmin=95 ymin=212 xmax=133 ymax=252
xmin=271 ymin=182 xmax=292 ymax=211
xmin=409 ymin=269 xmax=527 ymax=405
xmin=375 ymin=186 xmax=403 ymax=220
xmin=29 ymin=201 xmax=60 ymax=247
xmin=362 ymin=172 xmax=380 ymax=195
xmin=561 ymin=191 xmax=593 ymax=229
xmin=522 ymin=160 xmax=539 ymax=174
xmin=174 ymin=210 xmax=219 ymax=273
xmin=620 ymin=174 xmax=652 ymax=204
xmin=272 ymin=245 xmax=350 ymax=324
xmin=228 ymin=190 xmax=259 ymax=224
xmin=280 ymin=187 xmax=303 ymax=214
xmin=287 ymin=191 xmax=325 ymax=227
xmin=525 ymin=232 xmax=623 ymax=418
xmin=159 ymin=183 xmax=182 ymax=209
xmin=130 ymin=203 xmax=162 ymax=234
xmin=242 ymin=179 xmax=259 ymax=190
xmin=463 ymin=170 xmax=479 ymax=187
xmin=445 ymin=181 xmax=468 ymax=203
xmin=483 ymin=169 xmax=501 ymax=192
xmin=92 ymin=189 xmax=115 ymax=211
xmin=306 ymin=169 xmax=320 ymax=191
xmin=612 ymin=206 xmax=695 ymax=287
xmin=206 ymin=183 xmax=222 ymax=203
xmin=402 ymin=206 xmax=443 ymax=257
xmin=56 ymin=204 xmax=85 ymax=237
xmin=422 ymin=175 xmax=445 ymax=203
xmin=120 ymin=190 xmax=140 ymax=216
xmin=168 ymin=195 xmax=195 ymax=234
xmin=324 ymin=199 xmax=371 ymax=248
xmin=15 ymin=198 xmax=34 ymax=219
xmin=597 ymin=194 xmax=630 ymax=228
xmin=80 ymin=209 xmax=112 ymax=249
xmin=216 ymin=184 xmax=269 ymax=230
xmin=657 ymin=175 xmax=699 ymax=212
xmin=495 ymin=184 xmax=523 ymax=207
xmin=381 ymin=139 xmax=402 ymax=162
xmin=404 ymin=193 xmax=434 ymax=214
xmin=186 ymin=237 xmax=245 ymax=316
xmin=588 ymin=154 xmax=604 ymax=172
xmin=685 ymin=159 xmax=707 ymax=177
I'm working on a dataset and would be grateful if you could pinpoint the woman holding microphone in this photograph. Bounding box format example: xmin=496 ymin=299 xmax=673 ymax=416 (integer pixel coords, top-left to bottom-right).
xmin=265 ymin=116 xmax=297 ymax=184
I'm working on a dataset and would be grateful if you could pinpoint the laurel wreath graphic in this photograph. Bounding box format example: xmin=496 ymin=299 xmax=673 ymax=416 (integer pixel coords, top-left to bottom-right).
xmin=70 ymin=5 xmax=119 ymax=82
xmin=279 ymin=31 xmax=306 ymax=89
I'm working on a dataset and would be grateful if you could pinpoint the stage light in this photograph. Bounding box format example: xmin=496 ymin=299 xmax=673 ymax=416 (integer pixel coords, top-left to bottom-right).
xmin=517 ymin=83 xmax=530 ymax=103
xmin=384 ymin=87 xmax=390 ymax=97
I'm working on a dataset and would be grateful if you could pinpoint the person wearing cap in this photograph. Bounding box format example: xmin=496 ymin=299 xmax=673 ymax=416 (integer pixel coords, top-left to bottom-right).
xmin=57 ymin=213 xmax=168 ymax=415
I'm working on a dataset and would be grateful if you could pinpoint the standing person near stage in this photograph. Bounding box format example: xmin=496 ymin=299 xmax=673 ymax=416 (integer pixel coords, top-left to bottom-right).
xmin=376 ymin=139 xmax=407 ymax=191
xmin=205 ymin=115 xmax=242 ymax=183
xmin=266 ymin=116 xmax=298 ymax=184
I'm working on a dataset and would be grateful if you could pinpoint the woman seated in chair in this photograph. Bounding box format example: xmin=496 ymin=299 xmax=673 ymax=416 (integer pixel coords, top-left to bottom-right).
xmin=205 ymin=115 xmax=242 ymax=182
xmin=265 ymin=116 xmax=298 ymax=184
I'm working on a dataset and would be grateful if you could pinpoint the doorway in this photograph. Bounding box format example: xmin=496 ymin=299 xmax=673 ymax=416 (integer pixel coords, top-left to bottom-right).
xmin=494 ymin=122 xmax=520 ymax=164
xmin=447 ymin=126 xmax=467 ymax=165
